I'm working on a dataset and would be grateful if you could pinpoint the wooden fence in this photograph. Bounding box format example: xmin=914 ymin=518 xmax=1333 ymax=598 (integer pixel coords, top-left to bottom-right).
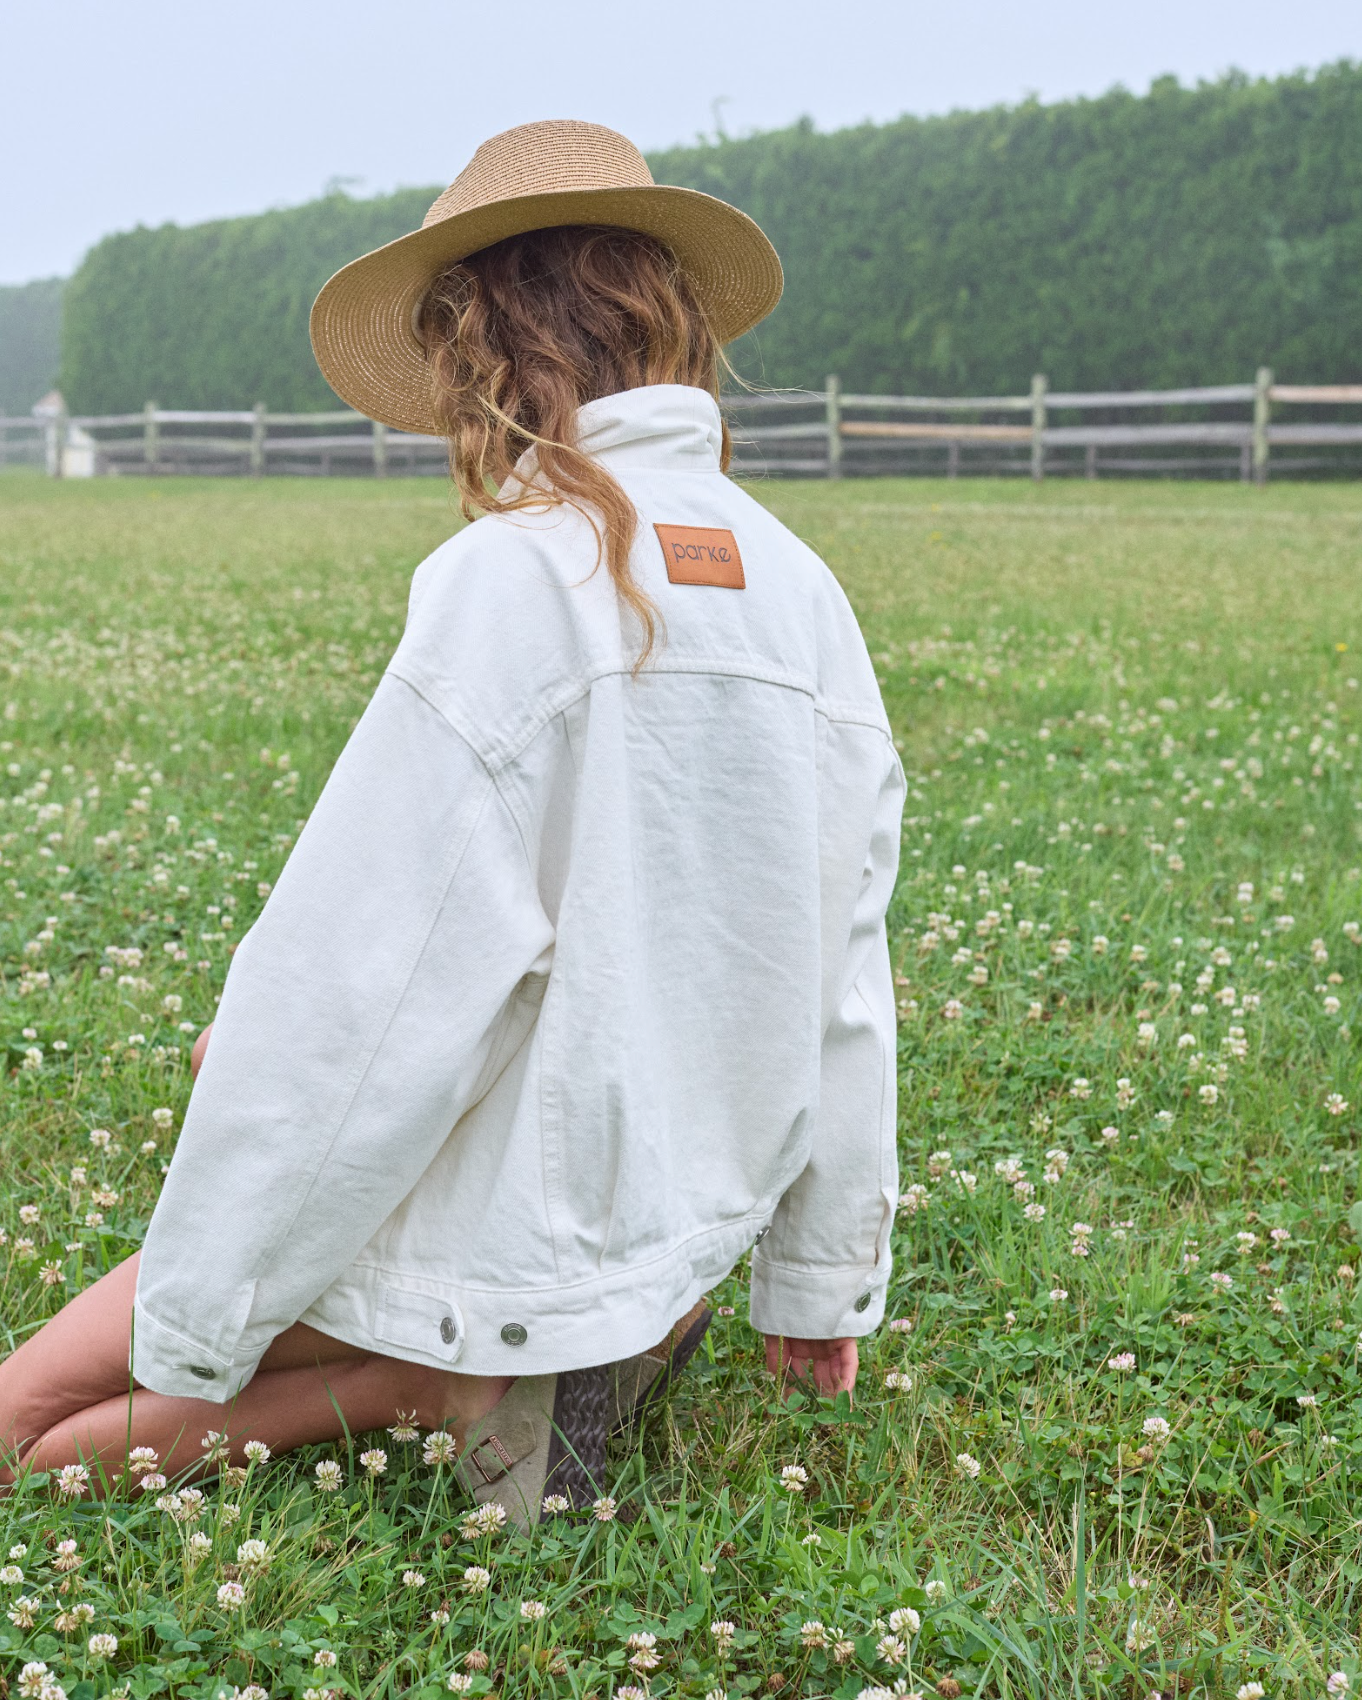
xmin=5 ymin=370 xmax=1362 ymax=481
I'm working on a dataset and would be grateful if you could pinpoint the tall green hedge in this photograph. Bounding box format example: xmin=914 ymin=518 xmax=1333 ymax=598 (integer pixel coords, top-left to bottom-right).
xmin=0 ymin=278 xmax=64 ymax=416
xmin=60 ymin=61 xmax=1362 ymax=412
xmin=60 ymin=190 xmax=435 ymax=414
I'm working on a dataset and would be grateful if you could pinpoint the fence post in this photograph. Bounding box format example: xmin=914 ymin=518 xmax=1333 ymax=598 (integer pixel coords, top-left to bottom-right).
xmin=143 ymin=400 xmax=159 ymax=474
xmin=372 ymin=419 xmax=388 ymax=479
xmin=825 ymin=374 xmax=842 ymax=479
xmin=249 ymin=402 xmax=267 ymax=477
xmin=1030 ymin=373 xmax=1047 ymax=481
xmin=1252 ymin=366 xmax=1272 ymax=485
xmin=46 ymin=398 xmax=70 ymax=479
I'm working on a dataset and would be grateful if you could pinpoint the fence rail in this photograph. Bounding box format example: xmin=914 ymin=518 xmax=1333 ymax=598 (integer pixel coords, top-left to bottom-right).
xmin=6 ymin=368 xmax=1362 ymax=481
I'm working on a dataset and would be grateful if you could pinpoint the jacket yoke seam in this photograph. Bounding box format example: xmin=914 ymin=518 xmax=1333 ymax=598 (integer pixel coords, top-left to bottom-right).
xmin=390 ymin=655 xmax=888 ymax=775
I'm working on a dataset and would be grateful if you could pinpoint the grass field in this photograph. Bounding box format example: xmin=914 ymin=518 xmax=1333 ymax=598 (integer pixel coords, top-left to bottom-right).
xmin=2 ymin=470 xmax=1362 ymax=1700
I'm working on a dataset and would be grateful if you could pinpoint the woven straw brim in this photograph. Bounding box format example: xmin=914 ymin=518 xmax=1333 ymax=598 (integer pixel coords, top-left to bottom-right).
xmin=309 ymin=184 xmax=783 ymax=435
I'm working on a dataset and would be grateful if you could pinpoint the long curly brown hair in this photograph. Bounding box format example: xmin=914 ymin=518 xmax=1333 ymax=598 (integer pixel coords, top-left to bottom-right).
xmin=417 ymin=224 xmax=732 ymax=668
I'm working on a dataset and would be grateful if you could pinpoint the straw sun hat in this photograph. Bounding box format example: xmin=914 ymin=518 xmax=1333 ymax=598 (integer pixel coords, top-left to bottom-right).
xmin=310 ymin=119 xmax=783 ymax=436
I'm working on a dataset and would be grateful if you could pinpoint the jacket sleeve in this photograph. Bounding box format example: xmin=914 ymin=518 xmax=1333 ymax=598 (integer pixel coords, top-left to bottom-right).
xmin=749 ymin=732 xmax=903 ymax=1341
xmin=132 ymin=671 xmax=553 ymax=1401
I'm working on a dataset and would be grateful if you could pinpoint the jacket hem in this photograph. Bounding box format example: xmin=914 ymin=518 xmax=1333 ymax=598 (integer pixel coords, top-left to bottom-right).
xmin=297 ymin=1216 xmax=766 ymax=1376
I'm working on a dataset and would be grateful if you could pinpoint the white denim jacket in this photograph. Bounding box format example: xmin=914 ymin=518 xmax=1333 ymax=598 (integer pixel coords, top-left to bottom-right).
xmin=133 ymin=385 xmax=905 ymax=1400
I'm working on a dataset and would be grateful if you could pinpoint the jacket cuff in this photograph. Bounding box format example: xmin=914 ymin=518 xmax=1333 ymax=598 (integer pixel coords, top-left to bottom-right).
xmin=131 ymin=1299 xmax=261 ymax=1403
xmin=748 ymin=1254 xmax=888 ymax=1339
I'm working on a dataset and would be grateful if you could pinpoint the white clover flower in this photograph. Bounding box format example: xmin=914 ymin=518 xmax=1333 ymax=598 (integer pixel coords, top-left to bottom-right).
xmin=446 ymin=1678 xmax=473 ymax=1695
xmin=236 ymin=1539 xmax=270 ymax=1571
xmin=888 ymin=1317 xmax=913 ymax=1333
xmin=1024 ymin=1202 xmax=1046 ymax=1222
xmin=1199 ymin=1083 xmax=1219 ymax=1105
xmin=1297 ymin=1393 xmax=1319 ymax=1409
xmin=1210 ymin=1272 xmax=1234 ymax=1292
xmin=955 ymin=1451 xmax=982 ymax=1479
xmin=243 ymin=1439 xmax=271 ymax=1464
xmin=0 ymin=1565 xmax=22 ymax=1585
xmin=710 ymin=1618 xmax=737 ymax=1647
xmin=519 ymin=1599 xmax=548 ymax=1621
xmin=800 ymin=1621 xmax=829 ymax=1648
xmin=779 ymin=1463 xmax=809 ymax=1492
xmin=313 ymin=1460 xmax=343 ymax=1492
xmin=313 ymin=1651 xmax=338 ymax=1668
xmin=1326 ymin=1093 xmax=1349 ymax=1117
xmin=592 ymin=1494 xmax=618 ymax=1521
xmin=403 ymin=1570 xmax=426 ymax=1589
xmin=1142 ymin=1416 xmax=1171 ymax=1441
xmin=888 ymin=1606 xmax=920 ymax=1636
xmin=541 ymin=1494 xmax=571 ymax=1515
xmin=875 ymin=1635 xmax=907 ymax=1665
xmin=1327 ymin=1676 xmax=1350 ymax=1697
xmin=423 ymin=1431 xmax=457 ymax=1467
xmin=389 ymin=1411 xmax=420 ymax=1442
xmin=1235 ymin=1685 xmax=1265 ymax=1700
xmin=9 ymin=1599 xmax=39 ymax=1629
xmin=55 ymin=1462 xmax=89 ymax=1498
xmin=462 ymin=1565 xmax=492 ymax=1593
xmin=898 ymin=1183 xmax=930 ymax=1215
xmin=925 ymin=1578 xmax=947 ymax=1600
xmin=1125 ymin=1618 xmax=1155 ymax=1652
xmin=216 ymin=1581 xmax=247 ymax=1610
xmin=18 ymin=1663 xmax=50 ymax=1698
xmin=885 ymin=1371 xmax=914 ymax=1391
xmin=1108 ymin=1353 xmax=1136 ymax=1372
xmin=88 ymin=1635 xmax=118 ymax=1661
xmin=1270 ymin=1227 xmax=1290 ymax=1244
xmin=359 ymin=1448 xmax=387 ymax=1476
xmin=472 ymin=1502 xmax=503 ymax=1543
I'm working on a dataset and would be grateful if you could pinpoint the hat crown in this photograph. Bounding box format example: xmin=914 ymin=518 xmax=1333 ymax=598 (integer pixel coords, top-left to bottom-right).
xmin=423 ymin=120 xmax=656 ymax=230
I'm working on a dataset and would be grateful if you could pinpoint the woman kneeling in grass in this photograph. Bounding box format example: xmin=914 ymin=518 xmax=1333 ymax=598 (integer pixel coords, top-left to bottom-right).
xmin=0 ymin=119 xmax=903 ymax=1526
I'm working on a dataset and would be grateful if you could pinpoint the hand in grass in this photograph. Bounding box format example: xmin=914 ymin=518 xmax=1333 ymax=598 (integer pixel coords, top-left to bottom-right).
xmin=764 ymin=1335 xmax=858 ymax=1398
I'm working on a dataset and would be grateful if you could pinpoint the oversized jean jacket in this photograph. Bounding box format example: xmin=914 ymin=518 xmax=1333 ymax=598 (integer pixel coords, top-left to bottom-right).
xmin=132 ymin=384 xmax=905 ymax=1399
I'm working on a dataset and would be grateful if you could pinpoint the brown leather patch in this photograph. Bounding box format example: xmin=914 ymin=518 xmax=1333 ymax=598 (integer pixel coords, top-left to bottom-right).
xmin=654 ymin=524 xmax=745 ymax=588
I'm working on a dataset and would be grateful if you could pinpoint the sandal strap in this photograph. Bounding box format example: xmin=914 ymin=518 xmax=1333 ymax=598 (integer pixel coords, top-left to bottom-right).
xmin=457 ymin=1413 xmax=540 ymax=1488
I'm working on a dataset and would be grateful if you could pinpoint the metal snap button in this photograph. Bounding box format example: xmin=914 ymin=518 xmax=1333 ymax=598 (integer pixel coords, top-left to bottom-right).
xmin=500 ymin=1323 xmax=528 ymax=1346
xmin=439 ymin=1316 xmax=456 ymax=1345
xmin=753 ymin=1226 xmax=769 ymax=1244
xmin=188 ymin=1365 xmax=217 ymax=1380
xmin=853 ymin=1292 xmax=873 ymax=1314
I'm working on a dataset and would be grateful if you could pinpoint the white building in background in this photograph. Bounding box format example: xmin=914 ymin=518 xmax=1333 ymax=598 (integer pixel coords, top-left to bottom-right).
xmin=32 ymin=390 xmax=96 ymax=477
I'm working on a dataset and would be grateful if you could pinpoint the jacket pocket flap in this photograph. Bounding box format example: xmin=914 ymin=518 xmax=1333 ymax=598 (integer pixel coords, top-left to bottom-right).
xmin=375 ymin=1285 xmax=464 ymax=1364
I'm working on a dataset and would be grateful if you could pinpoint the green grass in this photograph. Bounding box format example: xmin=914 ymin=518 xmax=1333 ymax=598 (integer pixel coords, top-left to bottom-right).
xmin=3 ymin=470 xmax=1362 ymax=1700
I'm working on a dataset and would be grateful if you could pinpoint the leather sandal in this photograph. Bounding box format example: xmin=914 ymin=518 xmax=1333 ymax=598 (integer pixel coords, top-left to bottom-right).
xmin=610 ymin=1300 xmax=713 ymax=1434
xmin=454 ymin=1367 xmax=610 ymax=1533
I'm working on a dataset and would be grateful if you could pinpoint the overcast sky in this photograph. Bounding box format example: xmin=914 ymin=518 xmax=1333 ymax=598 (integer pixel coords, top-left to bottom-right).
xmin=3 ymin=0 xmax=1359 ymax=285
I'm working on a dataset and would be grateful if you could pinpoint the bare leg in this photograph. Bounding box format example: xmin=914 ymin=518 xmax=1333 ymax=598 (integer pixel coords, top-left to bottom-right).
xmin=1 ymin=1252 xmax=513 ymax=1490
